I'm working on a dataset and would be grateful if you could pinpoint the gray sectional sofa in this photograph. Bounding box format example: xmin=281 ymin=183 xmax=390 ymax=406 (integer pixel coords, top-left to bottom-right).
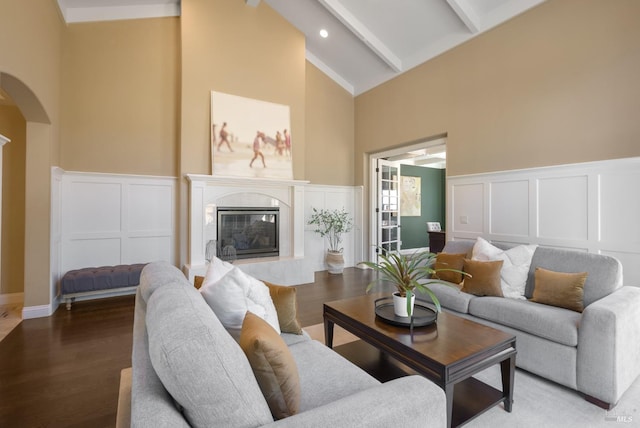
xmin=422 ymin=240 xmax=640 ymax=409
xmin=129 ymin=261 xmax=446 ymax=427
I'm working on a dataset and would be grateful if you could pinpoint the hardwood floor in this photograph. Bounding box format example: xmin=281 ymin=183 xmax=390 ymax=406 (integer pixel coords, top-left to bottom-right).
xmin=0 ymin=267 xmax=377 ymax=427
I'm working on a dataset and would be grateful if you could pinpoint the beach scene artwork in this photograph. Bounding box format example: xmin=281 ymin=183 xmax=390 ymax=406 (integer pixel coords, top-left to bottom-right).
xmin=211 ymin=91 xmax=293 ymax=179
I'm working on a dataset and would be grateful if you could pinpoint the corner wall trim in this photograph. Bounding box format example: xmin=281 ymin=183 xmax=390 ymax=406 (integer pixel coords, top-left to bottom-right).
xmin=22 ymin=304 xmax=53 ymax=320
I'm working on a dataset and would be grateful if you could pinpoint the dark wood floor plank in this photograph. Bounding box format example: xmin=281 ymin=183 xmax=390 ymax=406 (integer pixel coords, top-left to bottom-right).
xmin=0 ymin=267 xmax=375 ymax=427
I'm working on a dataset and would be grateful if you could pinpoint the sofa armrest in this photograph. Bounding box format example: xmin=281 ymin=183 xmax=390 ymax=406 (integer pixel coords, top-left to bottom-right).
xmin=577 ymin=286 xmax=640 ymax=406
xmin=264 ymin=376 xmax=446 ymax=428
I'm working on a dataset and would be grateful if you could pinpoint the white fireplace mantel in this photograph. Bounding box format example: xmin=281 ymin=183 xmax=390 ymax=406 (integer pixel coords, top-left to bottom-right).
xmin=186 ymin=173 xmax=310 ymax=188
xmin=184 ymin=174 xmax=313 ymax=285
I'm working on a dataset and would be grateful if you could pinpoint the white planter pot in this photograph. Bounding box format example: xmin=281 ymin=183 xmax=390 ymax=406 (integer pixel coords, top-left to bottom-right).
xmin=393 ymin=292 xmax=416 ymax=317
xmin=326 ymin=251 xmax=345 ymax=274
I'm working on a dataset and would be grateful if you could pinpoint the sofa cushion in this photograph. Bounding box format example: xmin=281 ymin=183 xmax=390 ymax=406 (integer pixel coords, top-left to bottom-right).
xmin=419 ymin=282 xmax=474 ymax=314
xmin=461 ymin=259 xmax=504 ymax=297
xmin=472 ymin=237 xmax=537 ymax=299
xmin=240 ymin=312 xmax=300 ymax=419
xmin=525 ymin=247 xmax=623 ymax=307
xmin=146 ymin=277 xmax=273 ymax=428
xmin=441 ymin=240 xmax=475 ymax=257
xmin=433 ymin=253 xmax=466 ymax=284
xmin=282 ymin=332 xmax=311 ymax=346
xmin=288 ymin=340 xmax=380 ymax=412
xmin=531 ymin=267 xmax=587 ymax=312
xmin=469 ymin=297 xmax=581 ymax=347
xmin=264 ymin=281 xmax=304 ymax=335
xmin=200 ymin=266 xmax=281 ymax=337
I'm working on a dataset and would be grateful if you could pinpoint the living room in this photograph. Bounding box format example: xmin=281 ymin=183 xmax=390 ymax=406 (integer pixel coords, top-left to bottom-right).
xmin=1 ymin=0 xmax=639 ymax=426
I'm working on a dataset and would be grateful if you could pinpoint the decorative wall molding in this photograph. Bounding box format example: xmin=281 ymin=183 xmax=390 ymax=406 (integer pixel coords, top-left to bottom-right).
xmin=49 ymin=169 xmax=178 ymax=316
xmin=447 ymin=157 xmax=640 ymax=287
xmin=305 ymin=184 xmax=364 ymax=273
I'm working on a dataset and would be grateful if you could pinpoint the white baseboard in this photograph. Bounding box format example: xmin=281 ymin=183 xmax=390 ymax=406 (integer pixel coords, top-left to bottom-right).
xmin=0 ymin=292 xmax=24 ymax=305
xmin=22 ymin=304 xmax=54 ymax=319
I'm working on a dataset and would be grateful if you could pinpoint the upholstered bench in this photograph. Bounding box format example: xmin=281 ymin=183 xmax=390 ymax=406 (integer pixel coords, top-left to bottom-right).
xmin=60 ymin=264 xmax=147 ymax=310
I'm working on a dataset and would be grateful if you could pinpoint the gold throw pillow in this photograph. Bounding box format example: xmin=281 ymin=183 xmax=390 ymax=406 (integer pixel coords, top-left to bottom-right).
xmin=434 ymin=253 xmax=466 ymax=284
xmin=531 ymin=267 xmax=587 ymax=312
xmin=239 ymin=312 xmax=301 ymax=419
xmin=263 ymin=281 xmax=303 ymax=335
xmin=461 ymin=259 xmax=504 ymax=297
xmin=194 ymin=275 xmax=204 ymax=289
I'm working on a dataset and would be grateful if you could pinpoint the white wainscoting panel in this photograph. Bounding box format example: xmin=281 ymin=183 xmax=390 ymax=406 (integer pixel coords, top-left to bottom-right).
xmin=128 ymin=184 xmax=174 ymax=232
xmin=537 ymin=175 xmax=588 ymax=241
xmin=58 ymin=170 xmax=177 ymax=276
xmin=490 ymin=180 xmax=529 ymax=237
xmin=600 ymin=171 xmax=640 ymax=247
xmin=67 ymin=182 xmax=122 ymax=234
xmin=451 ymin=183 xmax=484 ymax=236
xmin=448 ymin=157 xmax=640 ymax=287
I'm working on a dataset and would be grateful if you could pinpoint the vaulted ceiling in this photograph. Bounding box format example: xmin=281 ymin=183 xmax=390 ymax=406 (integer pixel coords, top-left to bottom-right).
xmin=56 ymin=0 xmax=546 ymax=95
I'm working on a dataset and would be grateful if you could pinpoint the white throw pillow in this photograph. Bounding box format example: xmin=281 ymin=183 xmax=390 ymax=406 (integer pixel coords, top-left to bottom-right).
xmin=200 ymin=256 xmax=235 ymax=290
xmin=200 ymin=265 xmax=281 ymax=337
xmin=472 ymin=237 xmax=537 ymax=299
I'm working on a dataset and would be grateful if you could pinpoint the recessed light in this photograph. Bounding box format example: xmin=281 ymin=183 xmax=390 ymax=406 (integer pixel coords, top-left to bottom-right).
xmin=319 ymin=29 xmax=328 ymax=38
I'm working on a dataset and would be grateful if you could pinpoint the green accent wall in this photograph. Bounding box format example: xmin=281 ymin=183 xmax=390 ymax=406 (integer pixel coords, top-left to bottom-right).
xmin=400 ymin=165 xmax=445 ymax=249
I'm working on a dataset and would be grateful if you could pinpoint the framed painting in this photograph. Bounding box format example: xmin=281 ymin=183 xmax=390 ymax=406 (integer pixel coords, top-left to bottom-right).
xmin=400 ymin=176 xmax=421 ymax=216
xmin=211 ymin=91 xmax=293 ymax=179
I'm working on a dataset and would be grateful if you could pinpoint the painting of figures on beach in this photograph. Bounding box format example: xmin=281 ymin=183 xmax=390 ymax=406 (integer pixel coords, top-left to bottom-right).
xmin=211 ymin=91 xmax=293 ymax=179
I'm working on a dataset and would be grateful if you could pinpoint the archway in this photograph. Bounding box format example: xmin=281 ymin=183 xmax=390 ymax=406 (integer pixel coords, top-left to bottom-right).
xmin=0 ymin=72 xmax=53 ymax=319
xmin=0 ymin=86 xmax=26 ymax=309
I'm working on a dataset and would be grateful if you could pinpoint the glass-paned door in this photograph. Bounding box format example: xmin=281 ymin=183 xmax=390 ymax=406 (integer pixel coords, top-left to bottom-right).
xmin=377 ymin=159 xmax=401 ymax=258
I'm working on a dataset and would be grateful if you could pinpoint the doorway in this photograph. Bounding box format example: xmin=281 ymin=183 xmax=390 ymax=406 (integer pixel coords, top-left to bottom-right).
xmin=0 ymin=86 xmax=26 ymax=336
xmin=368 ymin=136 xmax=447 ymax=262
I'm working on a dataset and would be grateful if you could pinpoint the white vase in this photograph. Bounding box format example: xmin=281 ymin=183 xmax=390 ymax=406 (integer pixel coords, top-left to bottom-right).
xmin=326 ymin=251 xmax=345 ymax=274
xmin=393 ymin=292 xmax=416 ymax=317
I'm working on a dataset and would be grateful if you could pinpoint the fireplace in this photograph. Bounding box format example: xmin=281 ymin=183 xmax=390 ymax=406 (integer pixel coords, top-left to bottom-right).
xmin=216 ymin=207 xmax=280 ymax=260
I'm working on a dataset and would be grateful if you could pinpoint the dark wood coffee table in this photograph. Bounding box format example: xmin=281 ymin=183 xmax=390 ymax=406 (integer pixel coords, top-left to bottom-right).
xmin=323 ymin=293 xmax=516 ymax=428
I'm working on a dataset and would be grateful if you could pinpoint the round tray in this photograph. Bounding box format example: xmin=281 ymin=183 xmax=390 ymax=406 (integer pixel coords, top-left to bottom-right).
xmin=374 ymin=296 xmax=438 ymax=327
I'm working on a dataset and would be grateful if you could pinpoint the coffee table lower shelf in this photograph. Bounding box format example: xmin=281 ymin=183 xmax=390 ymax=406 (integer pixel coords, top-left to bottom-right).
xmin=334 ymin=340 xmax=510 ymax=427
xmin=452 ymin=377 xmax=506 ymax=427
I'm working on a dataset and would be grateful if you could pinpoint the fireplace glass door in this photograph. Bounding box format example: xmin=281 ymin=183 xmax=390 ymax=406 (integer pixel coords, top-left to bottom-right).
xmin=217 ymin=207 xmax=279 ymax=260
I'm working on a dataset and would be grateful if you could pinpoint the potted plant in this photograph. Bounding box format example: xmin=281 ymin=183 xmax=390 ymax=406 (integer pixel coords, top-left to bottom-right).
xmin=308 ymin=207 xmax=353 ymax=274
xmin=362 ymin=249 xmax=467 ymax=317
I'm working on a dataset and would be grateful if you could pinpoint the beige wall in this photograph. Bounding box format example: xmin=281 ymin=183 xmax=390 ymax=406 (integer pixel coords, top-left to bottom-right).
xmin=355 ymin=0 xmax=640 ymax=183
xmin=180 ymin=0 xmax=306 ymax=179
xmin=0 ymin=105 xmax=26 ymax=295
xmin=60 ymin=18 xmax=180 ymax=176
xmin=179 ymin=0 xmax=306 ymax=266
xmin=0 ymin=0 xmax=63 ymax=307
xmin=305 ymin=61 xmax=354 ymax=186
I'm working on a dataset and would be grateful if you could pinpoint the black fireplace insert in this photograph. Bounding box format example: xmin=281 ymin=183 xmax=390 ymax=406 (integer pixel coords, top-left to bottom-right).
xmin=216 ymin=207 xmax=279 ymax=260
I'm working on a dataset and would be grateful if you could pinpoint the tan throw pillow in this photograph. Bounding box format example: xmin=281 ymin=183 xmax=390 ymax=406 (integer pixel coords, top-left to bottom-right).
xmin=263 ymin=281 xmax=303 ymax=335
xmin=194 ymin=275 xmax=204 ymax=289
xmin=461 ymin=259 xmax=504 ymax=297
xmin=434 ymin=253 xmax=466 ymax=284
xmin=240 ymin=312 xmax=301 ymax=419
xmin=531 ymin=267 xmax=587 ymax=312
